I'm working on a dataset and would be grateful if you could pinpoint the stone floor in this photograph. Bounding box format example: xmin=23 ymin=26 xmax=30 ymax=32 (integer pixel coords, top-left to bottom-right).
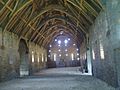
xmin=0 ymin=67 xmax=115 ymax=90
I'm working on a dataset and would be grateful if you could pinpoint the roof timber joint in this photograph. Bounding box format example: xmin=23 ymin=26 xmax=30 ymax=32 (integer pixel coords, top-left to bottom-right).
xmin=0 ymin=0 xmax=13 ymax=12
xmin=20 ymin=18 xmax=45 ymax=39
xmin=0 ymin=0 xmax=103 ymax=47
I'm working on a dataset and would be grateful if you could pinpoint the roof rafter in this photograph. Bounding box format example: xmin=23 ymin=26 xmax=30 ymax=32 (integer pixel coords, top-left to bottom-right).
xmin=0 ymin=0 xmax=103 ymax=47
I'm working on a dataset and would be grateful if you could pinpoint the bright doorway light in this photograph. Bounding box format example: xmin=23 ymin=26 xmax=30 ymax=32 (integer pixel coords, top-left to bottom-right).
xmin=50 ymin=45 xmax=52 ymax=47
xmin=32 ymin=51 xmax=34 ymax=63
xmin=59 ymin=54 xmax=61 ymax=57
xmin=77 ymin=53 xmax=79 ymax=56
xmin=71 ymin=53 xmax=74 ymax=60
xmin=54 ymin=54 xmax=56 ymax=61
xmin=60 ymin=31 xmax=63 ymax=34
xmin=64 ymin=39 xmax=68 ymax=44
xmin=48 ymin=55 xmax=50 ymax=57
xmin=100 ymin=43 xmax=105 ymax=59
xmin=73 ymin=44 xmax=75 ymax=46
xmin=58 ymin=40 xmax=61 ymax=44
xmin=58 ymin=49 xmax=61 ymax=52
xmin=42 ymin=54 xmax=44 ymax=62
xmin=49 ymin=50 xmax=51 ymax=52
xmin=55 ymin=39 xmax=57 ymax=41
xmin=66 ymin=54 xmax=68 ymax=56
xmin=92 ymin=49 xmax=95 ymax=60
xmin=58 ymin=44 xmax=61 ymax=47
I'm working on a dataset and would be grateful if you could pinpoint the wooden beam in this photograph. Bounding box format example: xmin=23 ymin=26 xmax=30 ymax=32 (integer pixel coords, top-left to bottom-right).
xmin=3 ymin=1 xmax=32 ymax=32
xmin=20 ymin=18 xmax=45 ymax=38
xmin=0 ymin=0 xmax=13 ymax=12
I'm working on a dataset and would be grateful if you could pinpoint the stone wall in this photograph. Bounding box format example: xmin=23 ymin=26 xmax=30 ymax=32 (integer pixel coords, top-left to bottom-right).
xmin=80 ymin=40 xmax=87 ymax=72
xmin=0 ymin=29 xmax=19 ymax=81
xmin=0 ymin=29 xmax=47 ymax=81
xmin=89 ymin=0 xmax=120 ymax=87
xmin=29 ymin=42 xmax=47 ymax=73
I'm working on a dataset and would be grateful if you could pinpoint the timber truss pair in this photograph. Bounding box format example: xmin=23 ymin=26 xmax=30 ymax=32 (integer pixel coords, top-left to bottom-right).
xmin=0 ymin=0 xmax=103 ymax=48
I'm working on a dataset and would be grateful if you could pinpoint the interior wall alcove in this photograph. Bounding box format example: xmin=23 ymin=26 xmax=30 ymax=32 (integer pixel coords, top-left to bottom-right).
xmin=18 ymin=39 xmax=29 ymax=77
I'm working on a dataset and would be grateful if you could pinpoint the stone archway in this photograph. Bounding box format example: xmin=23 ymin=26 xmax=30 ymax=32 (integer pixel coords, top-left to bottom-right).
xmin=18 ymin=39 xmax=29 ymax=77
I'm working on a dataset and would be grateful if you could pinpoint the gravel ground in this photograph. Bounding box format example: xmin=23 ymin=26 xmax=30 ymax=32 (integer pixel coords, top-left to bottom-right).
xmin=0 ymin=67 xmax=115 ymax=90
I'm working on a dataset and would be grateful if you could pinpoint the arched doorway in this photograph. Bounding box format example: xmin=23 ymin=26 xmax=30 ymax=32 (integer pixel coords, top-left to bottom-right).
xmin=18 ymin=39 xmax=29 ymax=77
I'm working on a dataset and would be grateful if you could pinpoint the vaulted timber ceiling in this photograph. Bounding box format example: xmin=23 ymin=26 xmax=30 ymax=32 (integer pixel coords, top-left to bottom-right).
xmin=0 ymin=0 xmax=103 ymax=48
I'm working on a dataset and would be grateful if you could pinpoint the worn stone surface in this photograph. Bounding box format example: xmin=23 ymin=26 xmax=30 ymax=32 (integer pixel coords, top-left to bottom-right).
xmin=0 ymin=67 xmax=115 ymax=90
xmin=80 ymin=40 xmax=88 ymax=72
xmin=89 ymin=0 xmax=120 ymax=88
xmin=0 ymin=31 xmax=47 ymax=81
xmin=0 ymin=0 xmax=120 ymax=89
